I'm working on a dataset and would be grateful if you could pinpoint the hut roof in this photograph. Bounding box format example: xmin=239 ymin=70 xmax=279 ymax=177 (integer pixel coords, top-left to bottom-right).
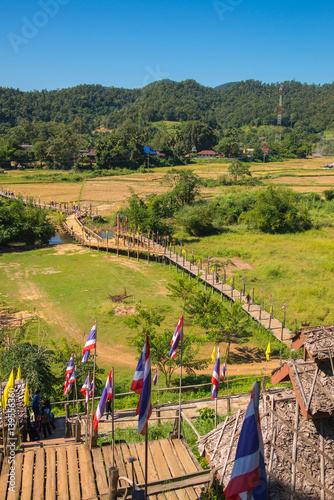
xmin=271 ymin=359 xmax=334 ymax=419
xmin=292 ymin=325 xmax=334 ymax=360
xmin=198 ymin=388 xmax=334 ymax=499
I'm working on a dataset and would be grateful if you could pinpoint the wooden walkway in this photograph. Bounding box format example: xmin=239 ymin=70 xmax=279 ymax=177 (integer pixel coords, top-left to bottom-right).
xmin=65 ymin=214 xmax=292 ymax=346
xmin=0 ymin=439 xmax=209 ymax=499
xmin=0 ymin=189 xmax=292 ymax=346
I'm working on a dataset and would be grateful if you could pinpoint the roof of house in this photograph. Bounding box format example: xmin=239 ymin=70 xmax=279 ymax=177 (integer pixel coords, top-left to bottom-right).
xmin=292 ymin=325 xmax=334 ymax=360
xmin=271 ymin=358 xmax=334 ymax=419
xmin=197 ymin=150 xmax=217 ymax=155
xmin=198 ymin=388 xmax=334 ymax=498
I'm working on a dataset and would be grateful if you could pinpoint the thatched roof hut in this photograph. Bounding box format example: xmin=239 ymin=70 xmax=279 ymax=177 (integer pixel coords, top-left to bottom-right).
xmin=198 ymin=325 xmax=334 ymax=498
xmin=292 ymin=325 xmax=334 ymax=361
xmin=198 ymin=389 xmax=334 ymax=499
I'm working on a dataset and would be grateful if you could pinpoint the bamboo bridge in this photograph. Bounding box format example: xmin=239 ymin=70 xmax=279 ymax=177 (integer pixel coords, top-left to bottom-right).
xmin=0 ymin=188 xmax=292 ymax=346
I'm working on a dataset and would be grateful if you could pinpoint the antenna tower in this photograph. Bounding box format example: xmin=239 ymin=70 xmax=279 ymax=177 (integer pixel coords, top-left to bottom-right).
xmin=275 ymin=83 xmax=283 ymax=143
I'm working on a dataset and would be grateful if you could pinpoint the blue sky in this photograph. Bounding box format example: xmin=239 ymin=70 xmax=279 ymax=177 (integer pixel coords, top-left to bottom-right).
xmin=1 ymin=0 xmax=334 ymax=91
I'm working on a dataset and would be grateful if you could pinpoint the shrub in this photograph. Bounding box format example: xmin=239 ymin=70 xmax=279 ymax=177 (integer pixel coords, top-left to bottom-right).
xmin=240 ymin=186 xmax=312 ymax=234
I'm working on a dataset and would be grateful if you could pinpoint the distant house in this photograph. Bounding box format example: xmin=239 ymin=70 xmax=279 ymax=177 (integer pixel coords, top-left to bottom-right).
xmin=79 ymin=149 xmax=97 ymax=163
xmin=0 ymin=168 xmax=5 ymax=174
xmin=197 ymin=150 xmax=217 ymax=158
xmin=20 ymin=144 xmax=34 ymax=152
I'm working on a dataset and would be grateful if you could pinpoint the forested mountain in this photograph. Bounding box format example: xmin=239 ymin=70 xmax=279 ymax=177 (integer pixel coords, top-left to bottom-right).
xmin=1 ymin=79 xmax=334 ymax=135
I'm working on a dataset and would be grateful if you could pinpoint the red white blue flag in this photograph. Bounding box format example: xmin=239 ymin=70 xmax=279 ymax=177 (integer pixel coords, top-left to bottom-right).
xmin=221 ymin=360 xmax=227 ymax=381
xmin=131 ymin=336 xmax=152 ymax=435
xmin=82 ymin=322 xmax=97 ymax=362
xmin=65 ymin=354 xmax=74 ymax=376
xmin=64 ymin=354 xmax=74 ymax=394
xmin=169 ymin=316 xmax=183 ymax=359
xmin=281 ymin=303 xmax=286 ymax=310
xmin=81 ymin=376 xmax=94 ymax=404
xmin=223 ymin=383 xmax=268 ymax=499
xmin=93 ymin=369 xmax=113 ymax=431
xmin=153 ymin=366 xmax=158 ymax=386
xmin=269 ymin=292 xmax=273 ymax=300
xmin=64 ymin=365 xmax=76 ymax=396
xmin=211 ymin=347 xmax=220 ymax=400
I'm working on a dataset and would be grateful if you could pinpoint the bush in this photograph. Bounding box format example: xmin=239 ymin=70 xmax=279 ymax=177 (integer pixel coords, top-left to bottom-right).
xmin=240 ymin=186 xmax=312 ymax=234
xmin=174 ymin=203 xmax=216 ymax=236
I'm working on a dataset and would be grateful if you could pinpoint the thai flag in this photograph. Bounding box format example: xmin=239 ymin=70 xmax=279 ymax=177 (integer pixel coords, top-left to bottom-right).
xmin=153 ymin=366 xmax=158 ymax=386
xmin=269 ymin=292 xmax=273 ymax=300
xmin=169 ymin=316 xmax=183 ymax=359
xmin=221 ymin=360 xmax=227 ymax=381
xmin=64 ymin=365 xmax=76 ymax=396
xmin=65 ymin=354 xmax=74 ymax=376
xmin=131 ymin=337 xmax=152 ymax=435
xmin=223 ymin=384 xmax=268 ymax=499
xmin=211 ymin=347 xmax=220 ymax=400
xmin=81 ymin=376 xmax=94 ymax=404
xmin=93 ymin=370 xmax=113 ymax=431
xmin=64 ymin=354 xmax=74 ymax=394
xmin=82 ymin=322 xmax=97 ymax=362
xmin=281 ymin=303 xmax=286 ymax=310
xmin=260 ymin=289 xmax=264 ymax=295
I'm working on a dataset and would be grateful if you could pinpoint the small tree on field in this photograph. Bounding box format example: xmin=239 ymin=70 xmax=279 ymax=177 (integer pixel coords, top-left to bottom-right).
xmin=126 ymin=307 xmax=208 ymax=387
xmin=228 ymin=160 xmax=251 ymax=183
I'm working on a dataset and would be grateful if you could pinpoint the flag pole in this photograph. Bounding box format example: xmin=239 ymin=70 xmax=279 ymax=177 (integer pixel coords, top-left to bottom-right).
xmin=157 ymin=366 xmax=160 ymax=405
xmin=112 ymin=367 xmax=115 ymax=466
xmin=74 ymin=377 xmax=79 ymax=418
xmin=145 ymin=424 xmax=148 ymax=500
xmin=215 ymin=395 xmax=217 ymax=428
xmin=86 ymin=371 xmax=90 ymax=446
xmin=178 ymin=318 xmax=183 ymax=439
xmin=0 ymin=374 xmax=6 ymax=453
xmin=90 ymin=323 xmax=97 ymax=448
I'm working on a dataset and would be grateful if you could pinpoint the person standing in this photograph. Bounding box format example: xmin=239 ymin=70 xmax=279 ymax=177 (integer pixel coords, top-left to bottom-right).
xmin=32 ymin=390 xmax=41 ymax=427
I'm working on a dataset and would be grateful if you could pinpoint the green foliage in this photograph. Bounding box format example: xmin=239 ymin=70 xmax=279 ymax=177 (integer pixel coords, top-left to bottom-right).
xmin=174 ymin=204 xmax=216 ymax=236
xmin=0 ymin=197 xmax=55 ymax=246
xmin=241 ymin=186 xmax=312 ymax=234
xmin=161 ymin=169 xmax=201 ymax=206
xmin=126 ymin=306 xmax=208 ymax=387
xmin=0 ymin=343 xmax=57 ymax=398
xmin=324 ymin=189 xmax=334 ymax=201
xmin=228 ymin=160 xmax=251 ymax=182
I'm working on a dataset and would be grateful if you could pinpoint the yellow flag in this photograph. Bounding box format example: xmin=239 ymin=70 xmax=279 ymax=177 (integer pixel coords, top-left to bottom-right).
xmin=230 ymin=277 xmax=233 ymax=285
xmin=2 ymin=369 xmax=14 ymax=411
xmin=182 ymin=249 xmax=186 ymax=254
xmin=265 ymin=342 xmax=271 ymax=361
xmin=24 ymin=384 xmax=30 ymax=406
xmin=16 ymin=365 xmax=21 ymax=380
xmin=211 ymin=346 xmax=216 ymax=362
xmin=148 ymin=230 xmax=150 ymax=238
xmin=211 ymin=266 xmax=214 ymax=273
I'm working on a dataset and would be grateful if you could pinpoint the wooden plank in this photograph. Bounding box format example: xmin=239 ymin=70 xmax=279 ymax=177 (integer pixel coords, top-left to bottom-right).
xmin=7 ymin=450 xmax=24 ymax=500
xmin=91 ymin=447 xmax=109 ymax=497
xmin=21 ymin=450 xmax=35 ymax=500
xmin=134 ymin=441 xmax=161 ymax=500
xmin=45 ymin=448 xmax=56 ymax=500
xmin=77 ymin=445 xmax=97 ymax=500
xmin=159 ymin=440 xmax=189 ymax=500
xmin=57 ymin=447 xmax=69 ymax=500
xmin=67 ymin=446 xmax=81 ymax=500
xmin=0 ymin=456 xmax=10 ymax=499
xmin=170 ymin=441 xmax=198 ymax=500
xmin=146 ymin=473 xmax=211 ymax=496
xmin=33 ymin=448 xmax=45 ymax=500
xmin=172 ymin=440 xmax=198 ymax=475
xmin=102 ymin=443 xmax=128 ymax=488
xmin=148 ymin=441 xmax=178 ymax=500
xmin=119 ymin=442 xmax=132 ymax=481
xmin=127 ymin=442 xmax=145 ymax=484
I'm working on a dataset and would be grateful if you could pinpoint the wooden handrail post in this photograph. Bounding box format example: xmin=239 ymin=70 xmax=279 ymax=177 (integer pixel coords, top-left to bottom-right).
xmin=107 ymin=467 xmax=119 ymax=500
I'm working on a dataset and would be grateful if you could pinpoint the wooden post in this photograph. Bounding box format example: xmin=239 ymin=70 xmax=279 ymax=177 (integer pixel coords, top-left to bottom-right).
xmin=65 ymin=403 xmax=71 ymax=438
xmin=259 ymin=302 xmax=262 ymax=321
xmin=251 ymin=287 xmax=254 ymax=303
xmin=223 ymin=267 xmax=226 ymax=284
xmin=107 ymin=467 xmax=119 ymax=500
xmin=320 ymin=419 xmax=325 ymax=500
xmin=75 ymin=419 xmax=81 ymax=442
xmin=231 ymin=277 xmax=234 ymax=298
xmin=291 ymin=399 xmax=299 ymax=495
xmin=204 ymin=270 xmax=207 ymax=290
xmin=106 ymin=231 xmax=109 ymax=254
xmin=281 ymin=309 xmax=286 ymax=341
